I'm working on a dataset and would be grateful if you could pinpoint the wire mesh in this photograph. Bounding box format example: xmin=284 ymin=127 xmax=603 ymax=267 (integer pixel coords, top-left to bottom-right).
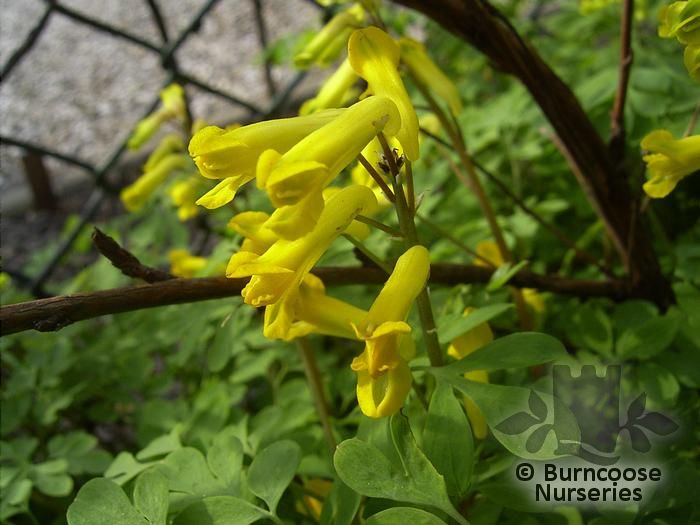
xmin=0 ymin=0 xmax=320 ymax=297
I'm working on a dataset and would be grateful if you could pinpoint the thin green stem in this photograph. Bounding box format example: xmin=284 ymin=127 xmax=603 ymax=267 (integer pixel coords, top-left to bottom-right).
xmin=405 ymin=160 xmax=416 ymax=217
xmin=379 ymin=133 xmax=444 ymax=367
xmin=355 ymin=214 xmax=403 ymax=237
xmin=417 ymin=212 xmax=492 ymax=265
xmin=297 ymin=338 xmax=337 ymax=455
xmin=342 ymin=234 xmax=392 ymax=274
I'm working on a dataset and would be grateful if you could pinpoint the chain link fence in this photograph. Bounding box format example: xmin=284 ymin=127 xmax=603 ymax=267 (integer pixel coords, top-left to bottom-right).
xmin=1 ymin=0 xmax=325 ymax=297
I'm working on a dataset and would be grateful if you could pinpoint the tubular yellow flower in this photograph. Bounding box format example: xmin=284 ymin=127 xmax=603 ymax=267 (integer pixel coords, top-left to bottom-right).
xmin=278 ymin=274 xmax=367 ymax=341
xmin=169 ymin=249 xmax=207 ymax=278
xmin=399 ymin=37 xmax=462 ymax=116
xmin=258 ymin=96 xmax=399 ymax=207
xmin=144 ymin=135 xmax=185 ymax=172
xmin=228 ymin=211 xmax=278 ymax=255
xmin=659 ymin=0 xmax=700 ymax=45
xmin=447 ymin=307 xmax=494 ymax=440
xmin=641 ymin=130 xmax=700 ymax=198
xmin=351 ymin=245 xmax=430 ymax=418
xmin=294 ymin=4 xmax=365 ymax=69
xmin=685 ymin=44 xmax=700 ymax=81
xmin=300 ymin=58 xmax=359 ymax=115
xmin=169 ymin=177 xmax=203 ymax=221
xmin=348 ymin=27 xmax=420 ymax=160
xmin=121 ymin=154 xmax=190 ymax=212
xmin=227 ymin=185 xmax=377 ymax=337
xmin=127 ymin=84 xmax=186 ymax=150
xmin=188 ymin=110 xmax=343 ymax=209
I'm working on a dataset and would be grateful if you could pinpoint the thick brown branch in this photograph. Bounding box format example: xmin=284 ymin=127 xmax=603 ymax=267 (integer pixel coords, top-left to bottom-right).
xmin=392 ymin=0 xmax=673 ymax=308
xmin=92 ymin=228 xmax=173 ymax=282
xmin=1 ymin=265 xmax=628 ymax=336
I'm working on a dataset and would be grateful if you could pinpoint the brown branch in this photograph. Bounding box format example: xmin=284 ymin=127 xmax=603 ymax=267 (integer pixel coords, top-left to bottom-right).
xmin=92 ymin=228 xmax=173 ymax=282
xmin=1 ymin=265 xmax=629 ymax=336
xmin=609 ymin=0 xmax=634 ymax=160
xmin=391 ymin=0 xmax=673 ymax=308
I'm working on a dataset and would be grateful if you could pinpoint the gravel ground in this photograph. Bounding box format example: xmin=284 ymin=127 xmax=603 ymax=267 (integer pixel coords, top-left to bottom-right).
xmin=0 ymin=0 xmax=323 ymax=277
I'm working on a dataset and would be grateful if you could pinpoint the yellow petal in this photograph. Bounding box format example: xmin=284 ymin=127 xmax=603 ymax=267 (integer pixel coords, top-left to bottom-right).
xmin=259 ymin=96 xmax=400 ymax=212
xmin=196 ymin=176 xmax=252 ymax=209
xmin=684 ymin=44 xmax=700 ymax=82
xmin=188 ymin=110 xmax=343 ymax=180
xmin=169 ymin=249 xmax=207 ymax=278
xmin=144 ymin=134 xmax=185 ymax=171
xmin=294 ymin=5 xmax=365 ymax=69
xmin=348 ymin=27 xmax=420 ymax=160
xmin=447 ymin=320 xmax=494 ymax=360
xmin=475 ymin=239 xmax=504 ymax=267
xmin=361 ymin=245 xmax=431 ymax=330
xmin=121 ymin=155 xmax=189 ymax=211
xmin=399 ymin=37 xmax=462 ymax=115
xmin=355 ymin=359 xmax=412 ymax=418
xmin=127 ymin=114 xmax=163 ymax=151
xmin=300 ymin=58 xmax=359 ymax=115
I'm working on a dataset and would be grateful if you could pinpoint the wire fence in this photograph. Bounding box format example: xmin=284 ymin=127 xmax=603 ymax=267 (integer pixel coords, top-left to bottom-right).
xmin=1 ymin=0 xmax=320 ymax=298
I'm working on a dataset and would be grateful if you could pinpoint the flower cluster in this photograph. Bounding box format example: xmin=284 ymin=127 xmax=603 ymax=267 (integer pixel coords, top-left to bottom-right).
xmin=183 ymin=15 xmax=463 ymax=418
xmin=658 ymin=0 xmax=699 ymax=81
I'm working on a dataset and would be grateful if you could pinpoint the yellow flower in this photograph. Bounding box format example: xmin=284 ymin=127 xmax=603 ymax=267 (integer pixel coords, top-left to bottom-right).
xmin=189 ymin=110 xmax=343 ymax=209
xmin=169 ymin=177 xmax=203 ymax=221
xmin=121 ymin=154 xmax=190 ymax=212
xmin=300 ymin=58 xmax=359 ymax=115
xmin=398 ymin=37 xmax=462 ymax=116
xmin=641 ymin=130 xmax=700 ymax=198
xmin=685 ymin=44 xmax=700 ymax=81
xmin=256 ymin=96 xmax=399 ymax=239
xmin=447 ymin=307 xmax=494 ymax=439
xmin=227 ymin=185 xmax=377 ymax=338
xmin=278 ymin=274 xmax=368 ymax=341
xmin=228 ymin=211 xmax=278 ymax=255
xmin=144 ymin=135 xmax=185 ymax=172
xmin=294 ymin=4 xmax=365 ymax=69
xmin=127 ymin=84 xmax=186 ymax=150
xmin=348 ymin=27 xmax=420 ymax=160
xmin=659 ymin=0 xmax=700 ymax=45
xmin=351 ymin=245 xmax=430 ymax=418
xmin=295 ymin=478 xmax=333 ymax=521
xmin=169 ymin=249 xmax=207 ymax=277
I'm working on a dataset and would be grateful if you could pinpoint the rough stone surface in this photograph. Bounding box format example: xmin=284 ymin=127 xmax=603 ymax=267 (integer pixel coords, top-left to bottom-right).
xmin=0 ymin=0 xmax=326 ymax=278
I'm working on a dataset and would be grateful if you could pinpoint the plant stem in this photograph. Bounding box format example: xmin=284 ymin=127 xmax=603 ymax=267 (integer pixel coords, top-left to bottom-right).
xmin=355 ymin=214 xmax=403 ymax=237
xmin=378 ymin=133 xmax=444 ymax=367
xmin=412 ymin=78 xmax=532 ymax=329
xmin=357 ymin=153 xmax=395 ymax=202
xmin=297 ymin=338 xmax=337 ymax=455
xmin=342 ymin=234 xmax=392 ymax=273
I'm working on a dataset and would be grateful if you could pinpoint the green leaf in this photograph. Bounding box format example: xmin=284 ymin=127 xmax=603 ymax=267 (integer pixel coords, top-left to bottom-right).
xmin=134 ymin=470 xmax=169 ymax=525
xmin=334 ymin=416 xmax=466 ymax=524
xmin=207 ymin=429 xmax=244 ymax=493
xmin=30 ymin=459 xmax=73 ymax=497
xmin=442 ymin=332 xmax=566 ymax=374
xmin=247 ymin=440 xmax=301 ymax=514
xmin=173 ymin=496 xmax=267 ymax=525
xmin=105 ymin=452 xmax=156 ymax=485
xmin=486 ymin=260 xmax=529 ymax=291
xmin=423 ymin=381 xmax=473 ymax=499
xmin=616 ymin=308 xmax=681 ymax=360
xmin=438 ymin=304 xmax=513 ymax=344
xmin=431 ymin=372 xmax=580 ymax=460
xmin=637 ymin=362 xmax=680 ymax=407
xmin=136 ymin=428 xmax=182 ymax=461
xmin=67 ymin=478 xmax=148 ymax=525
xmin=319 ymin=480 xmax=361 ymax=525
xmin=570 ymin=303 xmax=613 ymax=356
xmin=365 ymin=507 xmax=448 ymax=524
